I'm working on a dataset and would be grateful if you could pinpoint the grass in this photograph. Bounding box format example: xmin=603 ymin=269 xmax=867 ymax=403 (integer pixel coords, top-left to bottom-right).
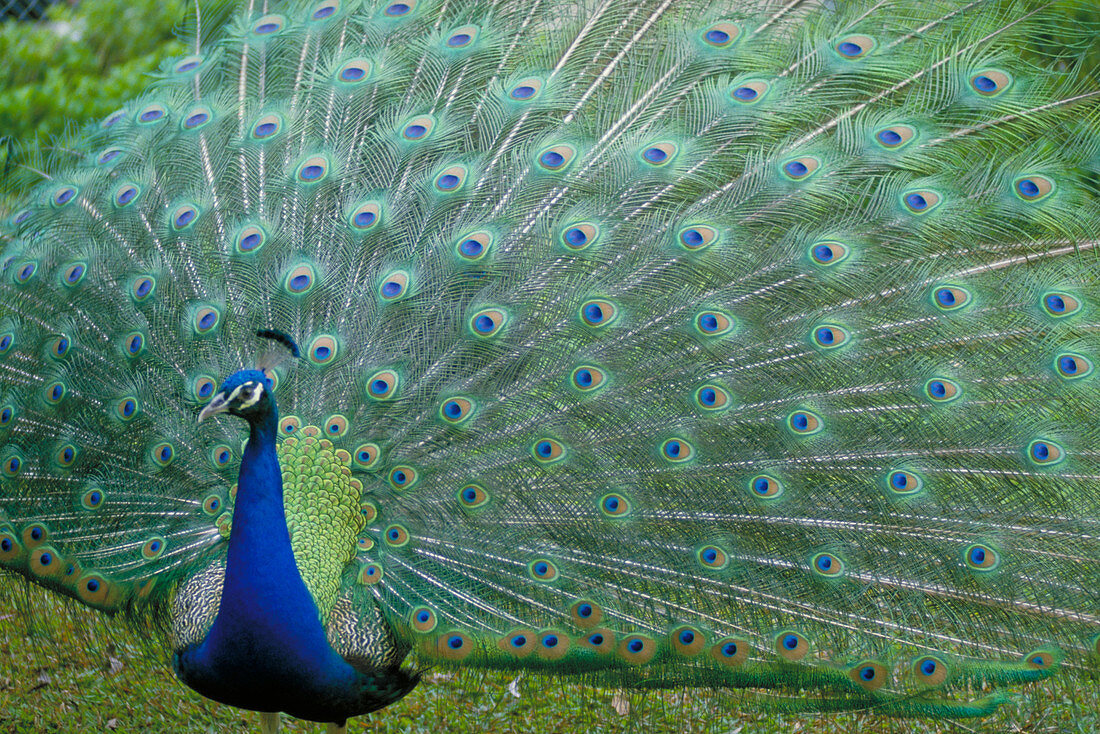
xmin=1 ymin=582 xmax=1097 ymax=734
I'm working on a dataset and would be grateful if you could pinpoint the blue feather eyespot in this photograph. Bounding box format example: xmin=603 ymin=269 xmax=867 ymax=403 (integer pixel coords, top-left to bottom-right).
xmin=1 ymin=452 xmax=23 ymax=477
xmin=661 ymin=437 xmax=694 ymax=463
xmin=348 ymin=202 xmax=382 ymax=232
xmin=310 ymin=0 xmax=339 ymax=20
xmin=1027 ymin=439 xmax=1065 ymax=466
xmin=1055 ymin=353 xmax=1093 ymax=380
xmin=401 ymin=115 xmax=436 ymax=141
xmin=536 ymin=144 xmax=577 ymax=172
xmin=182 ymin=107 xmax=212 ymax=131
xmin=849 ymin=661 xmax=888 ymax=691
xmin=234 ymin=224 xmax=267 ymax=254
xmin=500 ymin=630 xmax=534 ymax=656
xmin=532 ymin=438 xmax=565 ymax=463
xmin=439 ymin=397 xmax=474 ymax=424
xmin=136 ymin=104 xmax=167 ymax=124
xmin=141 ymin=536 xmax=166 ymax=560
xmin=710 ymin=637 xmax=749 ymax=666
xmin=571 ymin=365 xmax=607 ymax=392
xmin=437 ymin=632 xmax=473 ymax=661
xmin=618 ymin=635 xmax=657 ymax=664
xmin=834 ymin=34 xmax=875 ymax=60
xmin=250 ymin=114 xmax=283 ymax=140
xmin=131 ymin=275 xmax=156 ymax=302
xmin=570 ymin=599 xmax=603 ymax=628
xmin=151 ymin=442 xmax=175 ymax=467
xmin=671 ymin=626 xmax=706 ymax=656
xmin=193 ymin=306 xmax=220 ymax=335
xmin=284 ymin=264 xmax=317 ymax=295
xmin=55 ymin=444 xmax=77 ymax=468
xmin=923 ymin=378 xmax=960 ymax=403
xmin=115 ymin=397 xmax=140 ymax=421
xmin=808 ymin=240 xmax=850 ymax=266
xmin=202 ymin=494 xmax=223 ymax=515
xmin=410 ymin=606 xmax=438 ymax=633
xmin=324 ymin=414 xmax=349 ymax=438
xmin=296 ymin=155 xmax=329 ymax=184
xmin=528 ymin=559 xmax=558 ymax=582
xmin=678 ymin=225 xmax=719 ymax=251
xmin=210 ymin=445 xmax=233 ymax=469
xmin=173 ymin=55 xmax=203 ymax=73
xmin=598 ymin=492 xmax=631 ymax=518
xmin=279 ymin=416 xmax=301 ymax=435
xmin=0 ymin=332 xmax=12 ymax=355
xmin=781 ymin=156 xmax=820 ymax=181
xmin=902 ymin=189 xmax=941 ymax=215
xmin=970 ymin=69 xmax=1012 ymax=97
xmin=307 ymin=335 xmax=338 ymax=366
xmin=694 ymin=384 xmax=730 ymax=411
xmin=384 ymin=524 xmax=410 ymax=547
xmin=932 ymin=285 xmax=971 ymax=312
xmin=434 ymin=165 xmax=468 ymax=193
xmin=964 ymin=543 xmax=999 ymax=571
xmin=113 ymin=183 xmax=141 ymax=208
xmin=775 ymin=631 xmax=809 ymax=661
xmin=469 ymin=308 xmax=507 ymax=337
xmin=51 ymin=185 xmax=78 ymax=208
xmin=336 ymin=59 xmax=372 ymax=84
xmin=560 ymin=222 xmax=599 ymax=251
xmin=379 ymin=270 xmax=411 ymax=301
xmin=192 ymin=375 xmax=216 ymax=404
xmin=580 ymin=299 xmax=618 ymax=328
xmin=1040 ymin=291 xmax=1081 ymax=318
xmin=696 ymin=544 xmax=728 ymax=570
xmin=353 ymin=443 xmax=381 ymax=470
xmin=97 ymin=147 xmax=123 ymax=166
xmin=1013 ymin=175 xmax=1054 ymax=202
xmin=730 ymin=80 xmax=770 ymax=104
xmin=43 ymin=381 xmax=66 ymax=405
xmin=640 ymin=142 xmax=677 ymax=166
xmin=701 ymin=21 xmax=740 ymax=48
xmin=456 ymin=231 xmax=493 ymax=261
xmin=0 ymin=404 xmax=14 ymax=429
xmin=48 ymin=335 xmax=71 ymax=360
xmin=811 ymin=324 xmax=850 ymax=349
xmin=457 ymin=483 xmax=489 ymax=509
xmin=1024 ymin=649 xmax=1058 ymax=670
xmin=82 ymin=487 xmax=105 ymax=510
xmin=14 ymin=261 xmax=37 ymax=284
xmin=914 ymin=655 xmax=948 ymax=685
xmin=787 ymin=409 xmax=823 ymax=435
xmin=171 ymin=204 xmax=199 ymax=231
xmin=445 ymin=25 xmax=478 ymax=48
xmin=251 ymin=14 xmax=285 ymax=35
xmin=12 ymin=208 xmax=31 ymax=225
xmin=886 ymin=469 xmax=923 ymax=495
xmin=102 ymin=109 xmax=125 ymax=127
xmin=874 ymin=125 xmax=916 ymax=149
xmin=365 ymin=369 xmax=399 ymax=400
xmin=356 ymin=536 xmax=375 ymax=552
xmin=384 ymin=0 xmax=413 ymax=16
xmin=695 ymin=310 xmax=734 ymax=336
xmin=358 ymin=562 xmax=384 ymax=584
xmin=749 ymin=474 xmax=783 ymax=499
xmin=509 ymin=78 xmax=543 ymax=101
xmin=388 ymin=466 xmax=417 ymax=491
xmin=811 ymin=552 xmax=844 ymax=578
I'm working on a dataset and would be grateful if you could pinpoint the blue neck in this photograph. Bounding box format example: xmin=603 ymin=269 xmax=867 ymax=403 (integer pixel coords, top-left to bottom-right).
xmin=174 ymin=401 xmax=364 ymax=721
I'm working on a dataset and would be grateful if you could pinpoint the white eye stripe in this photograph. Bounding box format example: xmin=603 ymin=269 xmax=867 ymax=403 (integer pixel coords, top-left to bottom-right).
xmin=238 ymin=382 xmax=264 ymax=409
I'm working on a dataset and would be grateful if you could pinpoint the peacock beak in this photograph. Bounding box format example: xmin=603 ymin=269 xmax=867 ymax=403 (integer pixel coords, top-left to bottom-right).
xmin=198 ymin=392 xmax=231 ymax=423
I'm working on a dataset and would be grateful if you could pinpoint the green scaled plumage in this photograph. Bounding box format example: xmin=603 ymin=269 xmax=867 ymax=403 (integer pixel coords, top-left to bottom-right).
xmin=2 ymin=0 xmax=1099 ymax=725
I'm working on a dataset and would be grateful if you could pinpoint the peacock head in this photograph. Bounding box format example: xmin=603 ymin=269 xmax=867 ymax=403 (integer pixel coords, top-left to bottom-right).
xmin=197 ymin=369 xmax=275 ymax=423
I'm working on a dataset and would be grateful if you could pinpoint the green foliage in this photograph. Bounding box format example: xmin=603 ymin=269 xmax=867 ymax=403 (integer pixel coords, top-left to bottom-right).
xmin=0 ymin=0 xmax=187 ymax=144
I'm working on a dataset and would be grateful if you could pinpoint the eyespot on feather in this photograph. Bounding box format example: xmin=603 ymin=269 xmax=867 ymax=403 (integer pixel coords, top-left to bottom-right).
xmin=560 ymin=222 xmax=600 ymax=251
xmin=781 ymin=156 xmax=820 ymax=181
xmin=902 ymin=189 xmax=941 ymax=215
xmin=366 ymin=370 xmax=399 ymax=400
xmin=787 ymin=410 xmax=823 ymax=435
xmin=571 ymin=365 xmax=607 ymax=392
xmin=970 ymin=69 xmax=1012 ymax=97
xmin=532 ymin=439 xmax=565 ymax=463
xmin=701 ymin=21 xmax=740 ymax=48
xmin=850 ymin=661 xmax=888 ymax=691
xmin=730 ymin=80 xmax=769 ymax=104
xmin=456 ymin=231 xmax=493 ymax=261
xmin=775 ymin=631 xmax=810 ymax=661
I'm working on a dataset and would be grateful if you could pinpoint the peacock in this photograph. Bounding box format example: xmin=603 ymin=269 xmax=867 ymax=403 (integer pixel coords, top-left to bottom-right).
xmin=1 ymin=0 xmax=1099 ymax=730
